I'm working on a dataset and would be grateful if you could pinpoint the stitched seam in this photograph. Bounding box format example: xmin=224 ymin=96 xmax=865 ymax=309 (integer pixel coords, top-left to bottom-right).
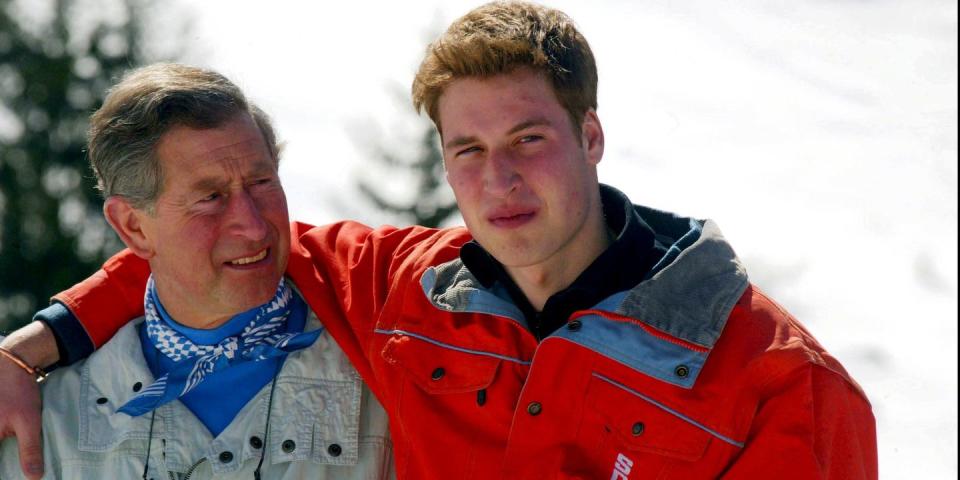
xmin=374 ymin=329 xmax=532 ymax=365
xmin=592 ymin=372 xmax=744 ymax=448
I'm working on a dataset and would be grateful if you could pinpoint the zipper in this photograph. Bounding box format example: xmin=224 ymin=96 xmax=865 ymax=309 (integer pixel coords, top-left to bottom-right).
xmin=180 ymin=457 xmax=208 ymax=480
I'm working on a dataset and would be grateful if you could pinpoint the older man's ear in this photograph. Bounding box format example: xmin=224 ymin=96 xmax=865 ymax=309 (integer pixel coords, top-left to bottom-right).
xmin=103 ymin=197 xmax=156 ymax=260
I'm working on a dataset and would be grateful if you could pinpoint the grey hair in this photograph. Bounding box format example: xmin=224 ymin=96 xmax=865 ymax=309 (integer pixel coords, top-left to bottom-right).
xmin=87 ymin=63 xmax=281 ymax=211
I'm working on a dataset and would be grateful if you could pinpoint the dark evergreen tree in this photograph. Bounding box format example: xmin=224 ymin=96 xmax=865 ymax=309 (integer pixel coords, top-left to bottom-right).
xmin=0 ymin=0 xmax=181 ymax=330
xmin=353 ymin=77 xmax=459 ymax=229
xmin=356 ymin=119 xmax=459 ymax=229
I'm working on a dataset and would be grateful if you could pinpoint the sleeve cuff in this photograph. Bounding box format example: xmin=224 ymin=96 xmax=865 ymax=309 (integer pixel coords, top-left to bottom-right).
xmin=33 ymin=302 xmax=94 ymax=368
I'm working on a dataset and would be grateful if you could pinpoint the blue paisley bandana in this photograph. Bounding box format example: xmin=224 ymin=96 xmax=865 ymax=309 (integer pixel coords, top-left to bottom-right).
xmin=118 ymin=276 xmax=321 ymax=417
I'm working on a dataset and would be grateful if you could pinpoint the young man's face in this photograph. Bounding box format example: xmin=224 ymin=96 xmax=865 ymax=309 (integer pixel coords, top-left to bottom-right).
xmin=438 ymin=68 xmax=605 ymax=273
xmin=131 ymin=113 xmax=290 ymax=327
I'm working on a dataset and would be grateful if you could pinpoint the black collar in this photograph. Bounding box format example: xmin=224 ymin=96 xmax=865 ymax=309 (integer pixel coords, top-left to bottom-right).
xmin=460 ymin=184 xmax=667 ymax=340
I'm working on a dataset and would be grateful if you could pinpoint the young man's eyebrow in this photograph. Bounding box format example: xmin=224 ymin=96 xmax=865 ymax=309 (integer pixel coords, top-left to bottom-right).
xmin=443 ymin=135 xmax=478 ymax=150
xmin=443 ymin=117 xmax=554 ymax=150
xmin=506 ymin=117 xmax=552 ymax=135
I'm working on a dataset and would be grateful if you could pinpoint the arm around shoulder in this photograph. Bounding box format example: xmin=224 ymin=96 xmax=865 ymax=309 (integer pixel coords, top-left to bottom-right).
xmin=52 ymin=248 xmax=149 ymax=350
xmin=0 ymin=321 xmax=55 ymax=479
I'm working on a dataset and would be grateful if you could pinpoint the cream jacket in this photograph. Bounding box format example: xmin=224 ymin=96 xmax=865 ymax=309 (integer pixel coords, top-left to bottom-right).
xmin=0 ymin=308 xmax=394 ymax=479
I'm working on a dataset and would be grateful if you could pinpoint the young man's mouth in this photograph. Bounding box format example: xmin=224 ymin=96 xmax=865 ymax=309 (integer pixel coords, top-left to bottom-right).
xmin=488 ymin=209 xmax=538 ymax=228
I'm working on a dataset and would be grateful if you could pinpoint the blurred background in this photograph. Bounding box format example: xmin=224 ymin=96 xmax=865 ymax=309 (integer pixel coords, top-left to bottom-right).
xmin=0 ymin=0 xmax=956 ymax=477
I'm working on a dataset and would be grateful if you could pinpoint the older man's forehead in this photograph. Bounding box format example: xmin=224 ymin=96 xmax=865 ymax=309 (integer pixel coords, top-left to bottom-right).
xmin=156 ymin=116 xmax=278 ymax=191
xmin=162 ymin=114 xmax=267 ymax=156
xmin=187 ymin=136 xmax=273 ymax=168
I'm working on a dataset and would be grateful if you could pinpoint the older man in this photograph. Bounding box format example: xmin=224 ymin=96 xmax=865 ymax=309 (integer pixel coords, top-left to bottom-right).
xmin=0 ymin=64 xmax=392 ymax=479
xmin=3 ymin=2 xmax=876 ymax=479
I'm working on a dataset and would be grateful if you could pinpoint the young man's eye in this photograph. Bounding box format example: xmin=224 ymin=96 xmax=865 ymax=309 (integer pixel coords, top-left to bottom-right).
xmin=519 ymin=135 xmax=543 ymax=144
xmin=456 ymin=146 xmax=481 ymax=157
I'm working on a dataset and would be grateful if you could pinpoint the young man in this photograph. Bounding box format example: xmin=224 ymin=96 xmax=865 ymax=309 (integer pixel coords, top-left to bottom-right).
xmin=0 ymin=64 xmax=393 ymax=479
xmin=1 ymin=2 xmax=876 ymax=478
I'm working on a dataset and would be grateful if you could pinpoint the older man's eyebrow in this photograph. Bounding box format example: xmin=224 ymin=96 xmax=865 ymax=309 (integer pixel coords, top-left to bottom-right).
xmin=245 ymin=161 xmax=279 ymax=179
xmin=186 ymin=159 xmax=277 ymax=192
xmin=187 ymin=176 xmax=229 ymax=194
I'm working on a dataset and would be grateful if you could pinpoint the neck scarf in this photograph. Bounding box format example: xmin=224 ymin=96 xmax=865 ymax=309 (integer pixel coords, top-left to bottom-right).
xmin=118 ymin=276 xmax=321 ymax=417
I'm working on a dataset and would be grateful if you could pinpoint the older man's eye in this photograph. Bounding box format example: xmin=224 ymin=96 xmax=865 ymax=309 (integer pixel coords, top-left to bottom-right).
xmin=251 ymin=177 xmax=275 ymax=188
xmin=199 ymin=192 xmax=221 ymax=203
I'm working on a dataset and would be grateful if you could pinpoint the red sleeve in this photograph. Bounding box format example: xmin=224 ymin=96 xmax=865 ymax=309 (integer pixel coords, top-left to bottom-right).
xmin=52 ymin=249 xmax=149 ymax=348
xmin=721 ymin=364 xmax=878 ymax=479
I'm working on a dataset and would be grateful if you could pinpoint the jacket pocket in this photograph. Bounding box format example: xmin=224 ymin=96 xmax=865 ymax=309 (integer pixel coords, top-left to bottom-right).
xmin=565 ymin=372 xmax=712 ymax=479
xmin=269 ymin=376 xmax=363 ymax=466
xmin=382 ymin=332 xmax=501 ymax=395
xmin=381 ymin=331 xmax=505 ymax=479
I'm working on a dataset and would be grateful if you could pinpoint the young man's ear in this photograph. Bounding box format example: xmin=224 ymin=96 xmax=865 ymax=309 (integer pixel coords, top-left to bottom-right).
xmin=581 ymin=109 xmax=605 ymax=166
xmin=103 ymin=197 xmax=155 ymax=259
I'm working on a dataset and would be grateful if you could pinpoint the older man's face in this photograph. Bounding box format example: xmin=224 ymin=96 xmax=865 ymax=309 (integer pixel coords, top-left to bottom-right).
xmin=136 ymin=113 xmax=290 ymax=328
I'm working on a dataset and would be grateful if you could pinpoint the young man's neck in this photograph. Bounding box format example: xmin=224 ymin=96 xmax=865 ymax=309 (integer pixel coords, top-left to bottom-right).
xmin=505 ymin=206 xmax=613 ymax=312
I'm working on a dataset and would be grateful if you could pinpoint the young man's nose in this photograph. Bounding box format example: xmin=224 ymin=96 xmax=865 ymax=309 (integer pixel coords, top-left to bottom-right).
xmin=483 ymin=150 xmax=521 ymax=197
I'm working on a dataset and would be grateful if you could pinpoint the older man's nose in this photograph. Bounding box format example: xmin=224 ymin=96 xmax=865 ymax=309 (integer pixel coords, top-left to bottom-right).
xmin=225 ymin=191 xmax=269 ymax=241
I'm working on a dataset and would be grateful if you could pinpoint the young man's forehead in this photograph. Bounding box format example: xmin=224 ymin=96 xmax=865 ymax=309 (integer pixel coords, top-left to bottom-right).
xmin=436 ymin=70 xmax=574 ymax=141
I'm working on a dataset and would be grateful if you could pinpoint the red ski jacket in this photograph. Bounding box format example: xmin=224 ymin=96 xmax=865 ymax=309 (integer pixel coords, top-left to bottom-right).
xmin=54 ymin=210 xmax=877 ymax=479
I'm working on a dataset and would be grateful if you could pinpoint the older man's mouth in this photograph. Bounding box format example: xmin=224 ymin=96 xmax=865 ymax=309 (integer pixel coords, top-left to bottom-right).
xmin=227 ymin=248 xmax=269 ymax=266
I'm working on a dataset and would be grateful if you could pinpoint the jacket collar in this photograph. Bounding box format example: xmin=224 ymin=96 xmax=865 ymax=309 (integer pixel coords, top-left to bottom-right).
xmin=617 ymin=205 xmax=748 ymax=348
xmin=460 ymin=185 xmax=667 ymax=340
xmin=421 ymin=201 xmax=748 ymax=373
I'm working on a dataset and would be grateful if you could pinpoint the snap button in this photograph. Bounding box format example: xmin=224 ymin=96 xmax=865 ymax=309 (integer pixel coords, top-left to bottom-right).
xmin=282 ymin=439 xmax=296 ymax=453
xmin=632 ymin=422 xmax=645 ymax=436
xmin=477 ymin=388 xmax=487 ymax=406
xmin=132 ymin=382 xmax=142 ymax=392
xmin=527 ymin=401 xmax=543 ymax=416
xmin=249 ymin=436 xmax=263 ymax=449
xmin=327 ymin=443 xmax=342 ymax=457
xmin=218 ymin=451 xmax=233 ymax=463
xmin=675 ymin=365 xmax=690 ymax=378
xmin=96 ymin=397 xmax=108 ymax=405
xmin=431 ymin=367 xmax=445 ymax=381
xmin=567 ymin=320 xmax=582 ymax=331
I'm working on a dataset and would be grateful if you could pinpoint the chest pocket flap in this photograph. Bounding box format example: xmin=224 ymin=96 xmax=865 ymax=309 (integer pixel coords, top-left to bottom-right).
xmin=587 ymin=373 xmax=713 ymax=462
xmin=381 ymin=332 xmax=502 ymax=394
